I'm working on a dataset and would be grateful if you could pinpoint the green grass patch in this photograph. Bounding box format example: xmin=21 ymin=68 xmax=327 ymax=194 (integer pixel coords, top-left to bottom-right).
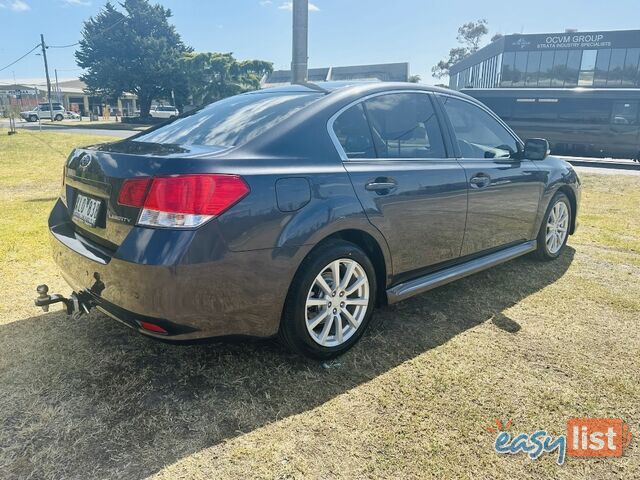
xmin=0 ymin=136 xmax=639 ymax=479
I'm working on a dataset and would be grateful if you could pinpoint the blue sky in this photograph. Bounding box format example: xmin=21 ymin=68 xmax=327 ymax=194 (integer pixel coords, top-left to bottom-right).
xmin=1 ymin=0 xmax=639 ymax=84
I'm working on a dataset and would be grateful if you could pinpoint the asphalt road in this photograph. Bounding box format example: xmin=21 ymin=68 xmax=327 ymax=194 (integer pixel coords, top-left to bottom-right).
xmin=2 ymin=120 xmax=136 ymax=139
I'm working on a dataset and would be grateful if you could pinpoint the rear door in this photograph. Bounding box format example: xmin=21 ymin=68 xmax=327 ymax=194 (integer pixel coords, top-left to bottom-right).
xmin=331 ymin=91 xmax=468 ymax=276
xmin=437 ymin=94 xmax=545 ymax=256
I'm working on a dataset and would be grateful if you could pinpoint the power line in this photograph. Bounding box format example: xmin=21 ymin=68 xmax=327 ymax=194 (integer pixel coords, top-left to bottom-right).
xmin=0 ymin=44 xmax=42 ymax=74
xmin=47 ymin=41 xmax=80 ymax=49
xmin=48 ymin=16 xmax=127 ymax=49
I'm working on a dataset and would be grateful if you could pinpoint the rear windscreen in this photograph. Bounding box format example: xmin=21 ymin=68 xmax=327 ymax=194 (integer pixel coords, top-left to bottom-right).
xmin=134 ymin=92 xmax=322 ymax=147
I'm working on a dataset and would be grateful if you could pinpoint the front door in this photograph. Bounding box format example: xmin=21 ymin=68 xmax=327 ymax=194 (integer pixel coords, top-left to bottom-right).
xmin=331 ymin=92 xmax=468 ymax=276
xmin=437 ymin=94 xmax=545 ymax=256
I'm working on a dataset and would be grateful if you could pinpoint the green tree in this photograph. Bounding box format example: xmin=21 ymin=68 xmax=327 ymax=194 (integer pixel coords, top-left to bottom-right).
xmin=432 ymin=19 xmax=490 ymax=80
xmin=457 ymin=19 xmax=489 ymax=52
xmin=408 ymin=74 xmax=421 ymax=83
xmin=180 ymin=52 xmax=272 ymax=106
xmin=75 ymin=0 xmax=189 ymax=117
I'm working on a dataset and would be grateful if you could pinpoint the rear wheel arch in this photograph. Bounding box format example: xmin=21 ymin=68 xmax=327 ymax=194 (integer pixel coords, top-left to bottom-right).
xmin=285 ymin=229 xmax=390 ymax=315
xmin=324 ymin=229 xmax=389 ymax=306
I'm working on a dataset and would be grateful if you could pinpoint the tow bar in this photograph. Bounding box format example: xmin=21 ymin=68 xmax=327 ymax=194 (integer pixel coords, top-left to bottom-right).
xmin=34 ymin=273 xmax=105 ymax=317
xmin=35 ymin=285 xmax=95 ymax=318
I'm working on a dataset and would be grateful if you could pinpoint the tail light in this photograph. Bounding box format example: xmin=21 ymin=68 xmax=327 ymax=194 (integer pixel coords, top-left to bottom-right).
xmin=118 ymin=177 xmax=152 ymax=208
xmin=118 ymin=174 xmax=249 ymax=228
xmin=138 ymin=321 xmax=168 ymax=335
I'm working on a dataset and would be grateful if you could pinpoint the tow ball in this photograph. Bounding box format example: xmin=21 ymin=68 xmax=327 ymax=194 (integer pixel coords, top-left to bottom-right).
xmin=35 ymin=284 xmax=96 ymax=318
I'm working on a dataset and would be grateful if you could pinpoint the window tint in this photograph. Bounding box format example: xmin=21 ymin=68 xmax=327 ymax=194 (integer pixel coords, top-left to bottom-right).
xmin=611 ymin=101 xmax=639 ymax=126
xmin=538 ymin=51 xmax=555 ymax=87
xmin=564 ymin=50 xmax=582 ymax=87
xmin=135 ymin=92 xmax=321 ymax=147
xmin=513 ymin=51 xmax=528 ymax=87
xmin=332 ymin=103 xmax=376 ymax=159
xmin=622 ymin=48 xmax=640 ymax=87
xmin=557 ymin=99 xmax=611 ymax=124
xmin=500 ymin=52 xmax=515 ymax=87
xmin=551 ymin=50 xmax=569 ymax=87
xmin=362 ymin=93 xmax=445 ymax=159
xmin=607 ymin=49 xmax=627 ymax=86
xmin=594 ymin=49 xmax=611 ymax=87
xmin=441 ymin=96 xmax=519 ymax=159
xmin=525 ymin=51 xmax=541 ymax=87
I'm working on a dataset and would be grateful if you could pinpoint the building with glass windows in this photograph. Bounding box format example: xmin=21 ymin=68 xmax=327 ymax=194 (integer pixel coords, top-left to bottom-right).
xmin=449 ymin=30 xmax=640 ymax=90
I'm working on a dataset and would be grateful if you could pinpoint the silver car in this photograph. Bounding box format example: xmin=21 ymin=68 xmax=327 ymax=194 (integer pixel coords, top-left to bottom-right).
xmin=20 ymin=103 xmax=65 ymax=122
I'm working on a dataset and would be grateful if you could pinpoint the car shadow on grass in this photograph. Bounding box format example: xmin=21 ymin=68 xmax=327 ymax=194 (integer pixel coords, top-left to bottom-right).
xmin=0 ymin=248 xmax=574 ymax=479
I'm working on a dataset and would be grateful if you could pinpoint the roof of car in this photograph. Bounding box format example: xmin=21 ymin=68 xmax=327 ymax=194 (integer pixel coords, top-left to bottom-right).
xmin=255 ymin=81 xmax=472 ymax=101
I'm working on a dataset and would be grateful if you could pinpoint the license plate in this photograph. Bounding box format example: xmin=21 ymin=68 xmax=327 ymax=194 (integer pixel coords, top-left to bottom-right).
xmin=73 ymin=193 xmax=102 ymax=227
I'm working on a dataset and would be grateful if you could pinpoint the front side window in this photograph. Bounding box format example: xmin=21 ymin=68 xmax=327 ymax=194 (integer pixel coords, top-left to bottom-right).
xmin=440 ymin=96 xmax=519 ymax=159
xmin=135 ymin=92 xmax=321 ymax=147
xmin=362 ymin=93 xmax=446 ymax=159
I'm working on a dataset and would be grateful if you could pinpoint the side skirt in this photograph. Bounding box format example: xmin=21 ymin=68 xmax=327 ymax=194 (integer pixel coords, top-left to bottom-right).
xmin=386 ymin=241 xmax=537 ymax=304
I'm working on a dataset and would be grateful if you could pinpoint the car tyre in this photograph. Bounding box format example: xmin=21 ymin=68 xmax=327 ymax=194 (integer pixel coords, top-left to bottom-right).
xmin=55 ymin=114 xmax=64 ymax=121
xmin=535 ymin=192 xmax=571 ymax=261
xmin=279 ymin=240 xmax=377 ymax=360
xmin=29 ymin=115 xmax=37 ymax=122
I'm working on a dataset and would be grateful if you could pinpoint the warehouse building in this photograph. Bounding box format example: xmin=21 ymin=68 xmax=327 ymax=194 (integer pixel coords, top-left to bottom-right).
xmin=449 ymin=29 xmax=640 ymax=90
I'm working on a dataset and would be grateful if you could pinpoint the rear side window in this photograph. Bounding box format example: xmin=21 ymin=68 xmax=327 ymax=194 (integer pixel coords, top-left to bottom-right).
xmin=363 ymin=93 xmax=446 ymax=159
xmin=440 ymin=96 xmax=519 ymax=159
xmin=135 ymin=92 xmax=321 ymax=147
xmin=332 ymin=104 xmax=376 ymax=159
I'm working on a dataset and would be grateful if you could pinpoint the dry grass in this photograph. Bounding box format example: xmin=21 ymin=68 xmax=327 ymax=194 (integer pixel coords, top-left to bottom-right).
xmin=0 ymin=131 xmax=639 ymax=479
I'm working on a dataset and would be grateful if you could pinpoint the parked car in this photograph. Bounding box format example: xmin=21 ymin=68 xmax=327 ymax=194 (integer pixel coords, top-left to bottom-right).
xmin=20 ymin=103 xmax=65 ymax=122
xmin=38 ymin=82 xmax=580 ymax=359
xmin=64 ymin=111 xmax=81 ymax=120
xmin=149 ymin=105 xmax=179 ymax=119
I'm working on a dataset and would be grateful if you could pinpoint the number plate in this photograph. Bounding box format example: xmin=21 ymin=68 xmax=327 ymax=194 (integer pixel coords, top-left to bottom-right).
xmin=73 ymin=193 xmax=102 ymax=227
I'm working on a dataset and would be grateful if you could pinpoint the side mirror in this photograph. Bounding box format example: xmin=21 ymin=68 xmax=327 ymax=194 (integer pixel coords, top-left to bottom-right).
xmin=524 ymin=138 xmax=550 ymax=161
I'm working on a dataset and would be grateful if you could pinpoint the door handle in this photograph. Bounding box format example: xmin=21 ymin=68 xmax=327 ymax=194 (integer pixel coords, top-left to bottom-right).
xmin=365 ymin=178 xmax=397 ymax=194
xmin=469 ymin=174 xmax=491 ymax=189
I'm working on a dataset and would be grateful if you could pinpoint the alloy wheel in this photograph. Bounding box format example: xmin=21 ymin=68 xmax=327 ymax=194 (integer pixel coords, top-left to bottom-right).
xmin=546 ymin=201 xmax=569 ymax=254
xmin=305 ymin=258 xmax=370 ymax=348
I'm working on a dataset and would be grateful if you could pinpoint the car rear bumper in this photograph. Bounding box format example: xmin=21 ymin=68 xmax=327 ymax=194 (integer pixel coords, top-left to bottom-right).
xmin=49 ymin=199 xmax=306 ymax=341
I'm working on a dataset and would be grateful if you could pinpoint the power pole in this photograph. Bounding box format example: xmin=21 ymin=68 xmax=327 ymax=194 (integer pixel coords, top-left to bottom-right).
xmin=13 ymin=70 xmax=22 ymax=108
xmin=291 ymin=0 xmax=308 ymax=84
xmin=54 ymin=68 xmax=63 ymax=107
xmin=40 ymin=34 xmax=54 ymax=122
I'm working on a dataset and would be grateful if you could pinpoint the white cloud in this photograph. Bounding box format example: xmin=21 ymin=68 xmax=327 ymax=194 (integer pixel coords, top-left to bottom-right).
xmin=61 ymin=0 xmax=91 ymax=5
xmin=278 ymin=1 xmax=320 ymax=12
xmin=0 ymin=0 xmax=30 ymax=11
xmin=259 ymin=0 xmax=273 ymax=5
